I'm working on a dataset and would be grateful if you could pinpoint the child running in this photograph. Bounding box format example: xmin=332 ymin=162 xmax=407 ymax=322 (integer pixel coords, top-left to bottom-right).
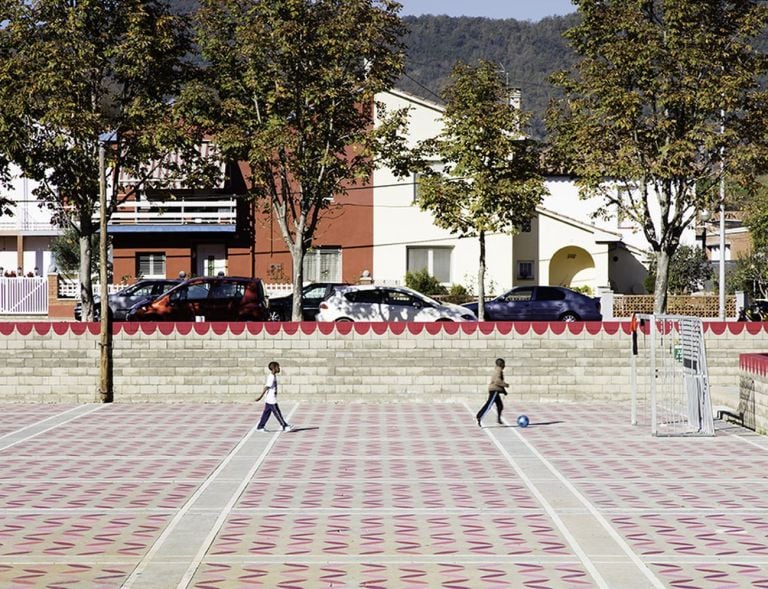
xmin=476 ymin=357 xmax=509 ymax=427
xmin=256 ymin=361 xmax=293 ymax=432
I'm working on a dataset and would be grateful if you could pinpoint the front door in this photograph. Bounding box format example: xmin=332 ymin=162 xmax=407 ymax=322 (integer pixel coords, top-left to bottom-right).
xmin=196 ymin=244 xmax=226 ymax=277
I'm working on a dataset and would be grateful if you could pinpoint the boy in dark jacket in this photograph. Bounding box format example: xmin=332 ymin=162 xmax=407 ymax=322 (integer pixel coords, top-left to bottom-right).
xmin=476 ymin=358 xmax=509 ymax=427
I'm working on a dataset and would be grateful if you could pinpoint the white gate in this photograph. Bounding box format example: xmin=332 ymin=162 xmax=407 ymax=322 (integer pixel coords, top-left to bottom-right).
xmin=0 ymin=277 xmax=48 ymax=314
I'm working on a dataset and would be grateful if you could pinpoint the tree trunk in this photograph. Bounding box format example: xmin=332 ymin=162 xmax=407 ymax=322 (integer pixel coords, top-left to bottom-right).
xmin=290 ymin=239 xmax=305 ymax=322
xmin=653 ymin=249 xmax=671 ymax=314
xmin=477 ymin=230 xmax=486 ymax=321
xmin=79 ymin=220 xmax=94 ymax=321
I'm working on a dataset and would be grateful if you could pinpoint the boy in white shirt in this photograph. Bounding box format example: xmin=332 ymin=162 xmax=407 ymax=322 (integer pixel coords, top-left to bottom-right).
xmin=256 ymin=361 xmax=293 ymax=432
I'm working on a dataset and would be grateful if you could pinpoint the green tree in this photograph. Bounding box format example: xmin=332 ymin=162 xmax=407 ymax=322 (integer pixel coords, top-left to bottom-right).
xmin=194 ymin=0 xmax=406 ymax=321
xmin=548 ymin=0 xmax=768 ymax=313
xmin=729 ymin=251 xmax=768 ymax=299
xmin=412 ymin=60 xmax=546 ymax=320
xmin=0 ymin=0 xmax=211 ymax=320
xmin=643 ymin=245 xmax=713 ymax=295
xmin=50 ymin=227 xmax=100 ymax=280
xmin=729 ymin=178 xmax=768 ymax=297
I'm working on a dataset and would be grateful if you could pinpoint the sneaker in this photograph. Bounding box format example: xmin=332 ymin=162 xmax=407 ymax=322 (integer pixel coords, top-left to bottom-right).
xmin=256 ymin=427 xmax=266 ymax=432
xmin=282 ymin=424 xmax=294 ymax=432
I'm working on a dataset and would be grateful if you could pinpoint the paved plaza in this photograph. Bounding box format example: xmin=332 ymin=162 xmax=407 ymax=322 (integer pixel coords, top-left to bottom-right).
xmin=0 ymin=402 xmax=767 ymax=588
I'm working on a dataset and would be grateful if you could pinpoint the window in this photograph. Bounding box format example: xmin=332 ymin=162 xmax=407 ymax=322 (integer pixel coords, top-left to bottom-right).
xmin=346 ymin=289 xmax=381 ymax=304
xmin=170 ymin=282 xmax=210 ymax=302
xmin=137 ymin=253 xmax=165 ymax=278
xmin=210 ymin=281 xmax=244 ymax=299
xmin=304 ymin=248 xmax=341 ymax=282
xmin=385 ymin=290 xmax=419 ymax=306
xmin=537 ymin=287 xmax=565 ymax=301
xmin=517 ymin=260 xmax=534 ymax=280
xmin=505 ymin=287 xmax=533 ymax=302
xmin=407 ymin=247 xmax=452 ymax=283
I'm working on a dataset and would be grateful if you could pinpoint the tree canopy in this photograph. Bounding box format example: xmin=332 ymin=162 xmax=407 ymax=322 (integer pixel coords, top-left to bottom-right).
xmin=548 ymin=0 xmax=768 ymax=313
xmin=412 ymin=60 xmax=546 ymax=319
xmin=194 ymin=0 xmax=407 ymax=320
xmin=0 ymin=0 xmax=210 ymax=319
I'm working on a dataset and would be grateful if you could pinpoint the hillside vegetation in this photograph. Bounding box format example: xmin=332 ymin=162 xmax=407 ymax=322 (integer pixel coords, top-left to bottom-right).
xmin=398 ymin=14 xmax=581 ymax=138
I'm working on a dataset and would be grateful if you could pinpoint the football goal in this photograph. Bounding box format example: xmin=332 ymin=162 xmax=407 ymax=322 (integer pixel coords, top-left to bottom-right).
xmin=630 ymin=314 xmax=715 ymax=437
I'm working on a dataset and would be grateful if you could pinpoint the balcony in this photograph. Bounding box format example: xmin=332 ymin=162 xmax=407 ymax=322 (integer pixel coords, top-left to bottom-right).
xmin=106 ymin=197 xmax=238 ymax=233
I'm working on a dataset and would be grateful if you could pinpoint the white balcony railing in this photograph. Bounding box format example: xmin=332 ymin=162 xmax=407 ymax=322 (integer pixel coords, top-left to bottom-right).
xmin=108 ymin=198 xmax=237 ymax=226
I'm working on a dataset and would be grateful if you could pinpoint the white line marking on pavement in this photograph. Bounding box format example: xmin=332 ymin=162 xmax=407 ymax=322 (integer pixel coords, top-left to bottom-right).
xmin=122 ymin=403 xmax=299 ymax=589
xmin=474 ymin=404 xmax=666 ymax=589
xmin=175 ymin=404 xmax=301 ymax=589
xmin=729 ymin=432 xmax=768 ymax=451
xmin=0 ymin=404 xmax=105 ymax=451
xmin=462 ymin=403 xmax=610 ymax=589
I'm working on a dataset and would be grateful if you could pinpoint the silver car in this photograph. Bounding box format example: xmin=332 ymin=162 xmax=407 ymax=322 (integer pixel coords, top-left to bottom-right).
xmin=316 ymin=285 xmax=477 ymax=322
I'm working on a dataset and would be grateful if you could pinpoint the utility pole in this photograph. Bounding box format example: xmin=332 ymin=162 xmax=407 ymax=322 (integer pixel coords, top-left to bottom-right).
xmin=98 ymin=143 xmax=113 ymax=403
xmin=719 ymin=111 xmax=726 ymax=321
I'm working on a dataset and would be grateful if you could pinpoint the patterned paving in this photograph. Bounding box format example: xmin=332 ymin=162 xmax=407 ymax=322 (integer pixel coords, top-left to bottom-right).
xmin=0 ymin=402 xmax=765 ymax=588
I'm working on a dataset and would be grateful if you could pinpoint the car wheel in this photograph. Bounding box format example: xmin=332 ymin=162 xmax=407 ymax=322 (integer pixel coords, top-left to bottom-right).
xmin=267 ymin=309 xmax=283 ymax=322
xmin=560 ymin=311 xmax=580 ymax=322
xmin=335 ymin=318 xmax=353 ymax=322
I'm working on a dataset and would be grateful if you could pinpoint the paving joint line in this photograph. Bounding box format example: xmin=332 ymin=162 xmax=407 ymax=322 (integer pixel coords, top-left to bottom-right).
xmin=483 ymin=404 xmax=667 ymax=589
xmin=121 ymin=404 xmax=298 ymax=588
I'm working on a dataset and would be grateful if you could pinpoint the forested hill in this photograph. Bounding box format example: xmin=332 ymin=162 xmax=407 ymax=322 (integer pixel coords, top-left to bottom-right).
xmin=398 ymin=14 xmax=581 ymax=138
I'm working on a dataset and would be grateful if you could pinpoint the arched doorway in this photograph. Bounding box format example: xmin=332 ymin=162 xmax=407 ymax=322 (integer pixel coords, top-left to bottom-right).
xmin=549 ymin=246 xmax=595 ymax=291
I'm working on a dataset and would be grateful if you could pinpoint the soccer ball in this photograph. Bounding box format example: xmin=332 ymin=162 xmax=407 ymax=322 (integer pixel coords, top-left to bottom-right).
xmin=517 ymin=414 xmax=530 ymax=428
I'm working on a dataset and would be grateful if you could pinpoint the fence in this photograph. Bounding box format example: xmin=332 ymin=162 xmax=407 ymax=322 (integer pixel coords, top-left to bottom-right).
xmin=0 ymin=277 xmax=48 ymax=314
xmin=57 ymin=278 xmax=123 ymax=299
xmin=612 ymin=293 xmax=739 ymax=319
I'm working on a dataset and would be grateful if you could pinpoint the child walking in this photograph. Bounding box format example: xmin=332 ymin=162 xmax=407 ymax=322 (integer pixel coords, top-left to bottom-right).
xmin=476 ymin=358 xmax=509 ymax=427
xmin=256 ymin=361 xmax=293 ymax=432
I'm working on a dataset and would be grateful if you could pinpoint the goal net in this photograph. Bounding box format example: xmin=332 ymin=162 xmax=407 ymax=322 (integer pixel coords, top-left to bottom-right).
xmin=630 ymin=314 xmax=715 ymax=437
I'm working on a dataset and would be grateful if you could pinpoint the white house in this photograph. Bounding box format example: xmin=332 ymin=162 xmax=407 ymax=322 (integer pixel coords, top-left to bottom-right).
xmin=372 ymin=88 xmax=698 ymax=296
xmin=0 ymin=167 xmax=60 ymax=277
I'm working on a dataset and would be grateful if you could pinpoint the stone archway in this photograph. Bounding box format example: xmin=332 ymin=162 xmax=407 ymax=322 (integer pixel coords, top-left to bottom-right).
xmin=549 ymin=246 xmax=595 ymax=290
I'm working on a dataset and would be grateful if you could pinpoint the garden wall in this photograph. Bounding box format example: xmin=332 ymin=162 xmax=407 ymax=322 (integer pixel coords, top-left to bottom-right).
xmin=2 ymin=321 xmax=767 ymax=408
xmin=739 ymin=353 xmax=768 ymax=435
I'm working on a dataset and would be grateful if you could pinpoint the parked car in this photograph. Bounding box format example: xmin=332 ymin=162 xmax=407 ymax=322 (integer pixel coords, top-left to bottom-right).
xmin=463 ymin=286 xmax=602 ymax=322
xmin=316 ymin=285 xmax=477 ymax=322
xmin=266 ymin=282 xmax=349 ymax=321
xmin=126 ymin=276 xmax=268 ymax=322
xmin=74 ymin=279 xmax=182 ymax=321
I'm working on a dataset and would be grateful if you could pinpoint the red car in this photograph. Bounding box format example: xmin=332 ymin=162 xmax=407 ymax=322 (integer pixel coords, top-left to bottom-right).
xmin=126 ymin=277 xmax=268 ymax=322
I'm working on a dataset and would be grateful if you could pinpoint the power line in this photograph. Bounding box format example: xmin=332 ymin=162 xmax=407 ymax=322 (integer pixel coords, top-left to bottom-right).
xmin=401 ymin=72 xmax=443 ymax=102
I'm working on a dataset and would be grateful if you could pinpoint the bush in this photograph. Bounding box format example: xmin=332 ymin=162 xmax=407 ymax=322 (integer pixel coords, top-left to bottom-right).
xmin=570 ymin=285 xmax=593 ymax=295
xmin=444 ymin=283 xmax=472 ymax=304
xmin=404 ymin=269 xmax=447 ymax=296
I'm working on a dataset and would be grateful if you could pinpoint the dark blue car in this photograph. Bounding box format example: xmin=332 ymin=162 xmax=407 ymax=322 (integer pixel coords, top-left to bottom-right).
xmin=463 ymin=286 xmax=602 ymax=322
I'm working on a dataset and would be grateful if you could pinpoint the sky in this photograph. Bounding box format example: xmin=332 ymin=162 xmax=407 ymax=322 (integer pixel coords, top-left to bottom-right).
xmin=398 ymin=0 xmax=576 ymax=21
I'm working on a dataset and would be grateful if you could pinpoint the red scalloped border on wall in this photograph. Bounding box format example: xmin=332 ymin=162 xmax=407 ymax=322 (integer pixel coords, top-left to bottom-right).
xmin=1 ymin=319 xmax=765 ymax=337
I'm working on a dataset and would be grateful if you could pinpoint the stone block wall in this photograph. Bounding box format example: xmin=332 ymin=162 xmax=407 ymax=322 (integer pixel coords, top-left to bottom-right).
xmin=2 ymin=321 xmax=768 ymax=406
xmin=739 ymin=353 xmax=768 ymax=435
